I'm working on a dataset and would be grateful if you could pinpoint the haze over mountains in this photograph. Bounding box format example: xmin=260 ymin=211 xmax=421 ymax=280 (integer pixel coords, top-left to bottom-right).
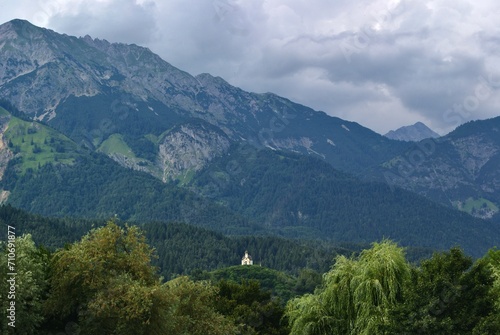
xmin=0 ymin=19 xmax=499 ymax=256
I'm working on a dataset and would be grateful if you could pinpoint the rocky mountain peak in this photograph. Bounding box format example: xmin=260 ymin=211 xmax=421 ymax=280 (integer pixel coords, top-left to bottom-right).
xmin=81 ymin=34 xmax=111 ymax=49
xmin=1 ymin=19 xmax=33 ymax=36
xmin=384 ymin=122 xmax=440 ymax=142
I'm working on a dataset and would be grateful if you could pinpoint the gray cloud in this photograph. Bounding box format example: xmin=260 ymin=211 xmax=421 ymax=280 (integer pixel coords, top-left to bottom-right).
xmin=49 ymin=0 xmax=158 ymax=45
xmin=1 ymin=0 xmax=499 ymax=134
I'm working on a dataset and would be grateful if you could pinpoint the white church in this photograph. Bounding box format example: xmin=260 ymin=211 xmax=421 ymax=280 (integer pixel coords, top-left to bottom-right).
xmin=241 ymin=250 xmax=253 ymax=265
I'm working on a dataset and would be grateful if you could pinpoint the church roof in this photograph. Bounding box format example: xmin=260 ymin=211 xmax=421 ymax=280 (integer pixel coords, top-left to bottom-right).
xmin=242 ymin=251 xmax=252 ymax=260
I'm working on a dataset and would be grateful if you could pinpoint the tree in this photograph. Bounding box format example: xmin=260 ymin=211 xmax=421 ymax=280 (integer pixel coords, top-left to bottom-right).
xmin=45 ymin=221 xmax=159 ymax=334
xmin=286 ymin=240 xmax=410 ymax=335
xmin=32 ymin=144 xmax=42 ymax=154
xmin=388 ymin=247 xmax=500 ymax=334
xmin=215 ymin=279 xmax=289 ymax=335
xmin=0 ymin=234 xmax=49 ymax=334
xmin=474 ymin=247 xmax=500 ymax=333
xmin=44 ymin=221 xmax=236 ymax=335
xmin=154 ymin=276 xmax=237 ymax=335
xmin=294 ymin=268 xmax=323 ymax=295
xmin=485 ymin=247 xmax=500 ymax=307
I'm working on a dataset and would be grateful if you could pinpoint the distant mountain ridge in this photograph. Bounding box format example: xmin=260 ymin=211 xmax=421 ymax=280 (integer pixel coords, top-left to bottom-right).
xmin=380 ymin=117 xmax=500 ymax=220
xmin=384 ymin=122 xmax=440 ymax=142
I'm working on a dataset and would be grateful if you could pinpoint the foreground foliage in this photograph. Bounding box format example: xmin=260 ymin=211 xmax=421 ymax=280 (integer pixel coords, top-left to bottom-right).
xmin=285 ymin=242 xmax=500 ymax=335
xmin=286 ymin=240 xmax=410 ymax=335
xmin=388 ymin=248 xmax=500 ymax=334
xmin=42 ymin=222 xmax=236 ymax=335
xmin=1 ymin=219 xmax=499 ymax=334
xmin=0 ymin=234 xmax=48 ymax=334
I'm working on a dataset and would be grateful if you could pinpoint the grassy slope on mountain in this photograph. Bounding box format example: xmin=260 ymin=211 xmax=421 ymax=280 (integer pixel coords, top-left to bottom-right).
xmin=2 ymin=110 xmax=76 ymax=173
xmin=97 ymin=133 xmax=136 ymax=157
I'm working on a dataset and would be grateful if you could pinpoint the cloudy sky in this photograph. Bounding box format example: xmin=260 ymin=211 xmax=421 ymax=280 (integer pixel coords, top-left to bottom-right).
xmin=1 ymin=0 xmax=500 ymax=134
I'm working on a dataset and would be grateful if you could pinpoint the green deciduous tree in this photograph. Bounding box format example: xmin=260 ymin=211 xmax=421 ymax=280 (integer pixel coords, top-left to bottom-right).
xmin=45 ymin=221 xmax=158 ymax=334
xmin=155 ymin=276 xmax=237 ymax=335
xmin=286 ymin=240 xmax=410 ymax=335
xmin=485 ymin=247 xmax=500 ymax=308
xmin=44 ymin=221 xmax=236 ymax=335
xmin=388 ymin=247 xmax=500 ymax=335
xmin=294 ymin=268 xmax=323 ymax=295
xmin=215 ymin=279 xmax=288 ymax=335
xmin=0 ymin=234 xmax=49 ymax=335
xmin=473 ymin=247 xmax=500 ymax=333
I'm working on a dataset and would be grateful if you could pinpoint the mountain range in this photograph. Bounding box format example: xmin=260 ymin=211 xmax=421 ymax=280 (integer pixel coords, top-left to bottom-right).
xmin=0 ymin=19 xmax=499 ymax=256
xmin=0 ymin=19 xmax=408 ymax=179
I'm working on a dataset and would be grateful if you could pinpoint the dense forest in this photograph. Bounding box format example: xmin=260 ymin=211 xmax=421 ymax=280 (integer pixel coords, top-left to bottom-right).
xmin=190 ymin=144 xmax=499 ymax=256
xmin=1 ymin=152 xmax=259 ymax=235
xmin=0 ymin=206 xmax=435 ymax=279
xmin=1 ymin=219 xmax=499 ymax=334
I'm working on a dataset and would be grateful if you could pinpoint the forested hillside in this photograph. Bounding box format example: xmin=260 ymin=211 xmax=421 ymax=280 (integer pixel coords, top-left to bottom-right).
xmin=190 ymin=144 xmax=500 ymax=256
xmin=2 ymin=123 xmax=498 ymax=257
xmin=0 ymin=205 xmax=347 ymax=279
xmin=1 ymin=151 xmax=258 ymax=235
xmin=1 ymin=102 xmax=498 ymax=257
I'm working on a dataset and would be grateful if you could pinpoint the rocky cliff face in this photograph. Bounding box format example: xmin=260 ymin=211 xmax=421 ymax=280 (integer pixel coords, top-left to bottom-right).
xmin=158 ymin=122 xmax=231 ymax=182
xmin=0 ymin=112 xmax=13 ymax=203
xmin=0 ymin=20 xmax=103 ymax=119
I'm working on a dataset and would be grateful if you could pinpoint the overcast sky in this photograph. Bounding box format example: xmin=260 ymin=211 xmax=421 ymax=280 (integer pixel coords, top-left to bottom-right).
xmin=1 ymin=0 xmax=500 ymax=134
